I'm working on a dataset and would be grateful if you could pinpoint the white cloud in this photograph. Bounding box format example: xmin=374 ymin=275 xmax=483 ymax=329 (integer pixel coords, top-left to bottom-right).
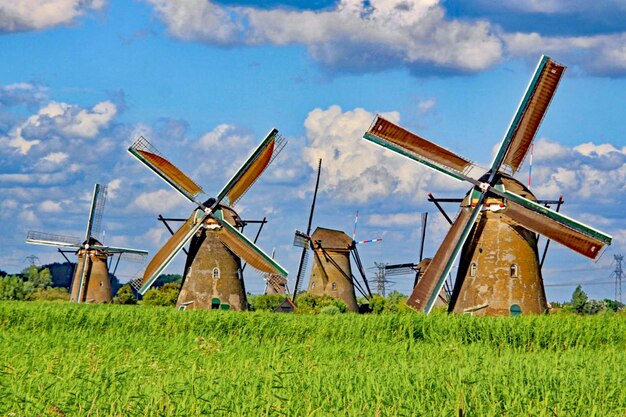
xmin=417 ymin=97 xmax=436 ymax=114
xmin=0 ymin=83 xmax=47 ymax=106
xmin=2 ymin=99 xmax=117 ymax=154
xmin=0 ymin=0 xmax=106 ymax=33
xmin=40 ymin=200 xmax=63 ymax=213
xmin=369 ymin=212 xmax=423 ymax=227
xmin=41 ymin=152 xmax=69 ymax=164
xmin=132 ymin=189 xmax=188 ymax=213
xmin=146 ymin=0 xmax=503 ymax=74
xmin=505 ymin=32 xmax=626 ymax=76
xmin=574 ymin=142 xmax=621 ymax=157
xmin=302 ymin=105 xmax=444 ymax=203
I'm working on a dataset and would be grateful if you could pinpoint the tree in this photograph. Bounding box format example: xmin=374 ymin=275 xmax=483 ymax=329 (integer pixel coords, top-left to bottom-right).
xmin=0 ymin=275 xmax=28 ymax=301
xmin=571 ymin=285 xmax=588 ymax=314
xmin=142 ymin=282 xmax=180 ymax=306
xmin=113 ymin=284 xmax=138 ymax=305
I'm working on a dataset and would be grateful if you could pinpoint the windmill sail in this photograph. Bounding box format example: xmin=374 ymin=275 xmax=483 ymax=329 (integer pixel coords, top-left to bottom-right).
xmin=128 ymin=137 xmax=204 ymax=203
xmin=501 ymin=191 xmax=611 ymax=260
xmin=364 ymin=116 xmax=475 ymax=176
xmin=85 ymin=184 xmax=108 ymax=241
xmin=138 ymin=210 xmax=207 ymax=294
xmin=26 ymin=231 xmax=82 ymax=248
xmin=495 ymin=56 xmax=566 ymax=174
xmin=214 ymin=210 xmax=288 ymax=277
xmin=217 ymin=129 xmax=286 ymax=206
xmin=407 ymin=204 xmax=481 ymax=312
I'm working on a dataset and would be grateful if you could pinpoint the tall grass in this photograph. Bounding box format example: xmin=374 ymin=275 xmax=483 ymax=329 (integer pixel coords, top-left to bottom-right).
xmin=1 ymin=302 xmax=626 ymax=416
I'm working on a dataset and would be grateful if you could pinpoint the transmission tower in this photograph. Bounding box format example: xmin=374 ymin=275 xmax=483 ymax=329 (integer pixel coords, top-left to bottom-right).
xmin=24 ymin=255 xmax=40 ymax=266
xmin=372 ymin=262 xmax=389 ymax=297
xmin=614 ymin=254 xmax=623 ymax=304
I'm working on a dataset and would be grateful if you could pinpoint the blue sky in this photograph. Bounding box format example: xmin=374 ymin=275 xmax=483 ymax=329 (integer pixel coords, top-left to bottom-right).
xmin=1 ymin=0 xmax=625 ymax=302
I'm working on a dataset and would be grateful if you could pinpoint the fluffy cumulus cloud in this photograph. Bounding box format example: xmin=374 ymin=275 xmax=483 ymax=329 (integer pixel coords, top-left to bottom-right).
xmin=0 ymin=0 xmax=106 ymax=33
xmin=146 ymin=0 xmax=503 ymax=74
xmin=531 ymin=138 xmax=626 ymax=202
xmin=302 ymin=105 xmax=468 ymax=203
xmin=1 ymin=99 xmax=117 ymax=154
xmin=143 ymin=0 xmax=626 ymax=77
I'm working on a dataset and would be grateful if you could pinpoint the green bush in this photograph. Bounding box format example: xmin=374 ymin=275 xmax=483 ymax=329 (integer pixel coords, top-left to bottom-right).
xmin=113 ymin=284 xmax=137 ymax=305
xmin=320 ymin=305 xmax=340 ymax=315
xmin=28 ymin=287 xmax=69 ymax=302
xmin=248 ymin=294 xmax=288 ymax=311
xmin=294 ymin=293 xmax=347 ymax=314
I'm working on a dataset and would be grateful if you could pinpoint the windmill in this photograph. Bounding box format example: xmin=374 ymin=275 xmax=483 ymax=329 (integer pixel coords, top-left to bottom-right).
xmin=263 ymin=249 xmax=289 ymax=295
xmin=292 ymin=160 xmax=380 ymax=312
xmin=363 ymin=55 xmax=612 ymax=316
xmin=379 ymin=212 xmax=450 ymax=305
xmin=26 ymin=184 xmax=148 ymax=303
xmin=128 ymin=129 xmax=288 ymax=311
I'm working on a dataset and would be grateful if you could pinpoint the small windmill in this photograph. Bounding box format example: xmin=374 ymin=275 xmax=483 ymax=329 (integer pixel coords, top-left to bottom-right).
xmin=263 ymin=249 xmax=290 ymax=295
xmin=26 ymin=184 xmax=148 ymax=303
xmin=128 ymin=129 xmax=288 ymax=311
xmin=363 ymin=55 xmax=612 ymax=316
xmin=292 ymin=160 xmax=380 ymax=312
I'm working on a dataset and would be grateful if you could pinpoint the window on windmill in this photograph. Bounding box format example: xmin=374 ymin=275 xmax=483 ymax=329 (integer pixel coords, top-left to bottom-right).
xmin=213 ymin=267 xmax=220 ymax=280
xmin=470 ymin=263 xmax=477 ymax=277
xmin=311 ymin=282 xmax=316 ymax=289
xmin=331 ymin=282 xmax=337 ymax=290
xmin=510 ymin=264 xmax=518 ymax=278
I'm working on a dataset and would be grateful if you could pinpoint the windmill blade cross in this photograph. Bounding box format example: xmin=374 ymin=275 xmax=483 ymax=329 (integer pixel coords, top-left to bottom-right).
xmin=216 ymin=128 xmax=286 ymax=207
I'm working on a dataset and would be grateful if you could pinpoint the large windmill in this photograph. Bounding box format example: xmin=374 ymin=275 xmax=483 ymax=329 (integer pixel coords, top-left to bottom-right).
xmin=363 ymin=55 xmax=612 ymax=316
xmin=128 ymin=129 xmax=288 ymax=311
xmin=292 ymin=160 xmax=379 ymax=312
xmin=26 ymin=184 xmax=148 ymax=303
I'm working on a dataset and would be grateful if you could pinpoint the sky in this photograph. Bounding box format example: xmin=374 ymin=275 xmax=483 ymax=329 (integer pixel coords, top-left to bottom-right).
xmin=0 ymin=0 xmax=625 ymax=302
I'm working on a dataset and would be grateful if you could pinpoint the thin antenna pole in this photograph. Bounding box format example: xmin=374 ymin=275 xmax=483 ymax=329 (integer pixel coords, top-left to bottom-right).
xmin=419 ymin=212 xmax=428 ymax=262
xmin=528 ymin=143 xmax=534 ymax=187
xmin=292 ymin=159 xmax=322 ymax=302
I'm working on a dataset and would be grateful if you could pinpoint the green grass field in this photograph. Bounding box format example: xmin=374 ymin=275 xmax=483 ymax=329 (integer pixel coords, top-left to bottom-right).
xmin=1 ymin=302 xmax=626 ymax=416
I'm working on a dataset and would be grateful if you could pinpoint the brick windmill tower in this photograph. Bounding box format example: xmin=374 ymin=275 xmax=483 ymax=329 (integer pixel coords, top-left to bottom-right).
xmin=128 ymin=129 xmax=288 ymax=311
xmin=363 ymin=55 xmax=612 ymax=315
xmin=292 ymin=160 xmax=378 ymax=312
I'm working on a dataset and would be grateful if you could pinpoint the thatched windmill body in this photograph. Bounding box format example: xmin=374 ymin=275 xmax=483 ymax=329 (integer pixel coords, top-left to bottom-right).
xmin=26 ymin=184 xmax=148 ymax=303
xmin=363 ymin=55 xmax=612 ymax=316
xmin=128 ymin=130 xmax=288 ymax=311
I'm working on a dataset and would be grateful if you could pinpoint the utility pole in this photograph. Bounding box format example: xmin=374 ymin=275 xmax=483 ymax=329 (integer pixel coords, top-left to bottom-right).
xmin=614 ymin=254 xmax=623 ymax=303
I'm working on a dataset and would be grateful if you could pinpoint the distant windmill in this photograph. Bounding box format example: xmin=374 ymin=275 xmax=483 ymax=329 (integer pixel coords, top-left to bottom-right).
xmin=128 ymin=129 xmax=288 ymax=311
xmin=292 ymin=160 xmax=380 ymax=312
xmin=26 ymin=184 xmax=148 ymax=303
xmin=363 ymin=55 xmax=612 ymax=316
xmin=263 ymin=249 xmax=289 ymax=295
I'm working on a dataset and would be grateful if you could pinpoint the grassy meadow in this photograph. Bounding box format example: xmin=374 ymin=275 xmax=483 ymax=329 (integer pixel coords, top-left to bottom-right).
xmin=1 ymin=302 xmax=626 ymax=416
